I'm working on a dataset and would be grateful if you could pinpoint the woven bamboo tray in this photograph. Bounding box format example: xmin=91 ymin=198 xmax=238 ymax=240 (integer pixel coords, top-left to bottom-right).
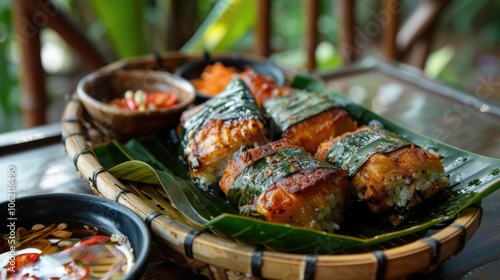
xmin=61 ymin=51 xmax=482 ymax=280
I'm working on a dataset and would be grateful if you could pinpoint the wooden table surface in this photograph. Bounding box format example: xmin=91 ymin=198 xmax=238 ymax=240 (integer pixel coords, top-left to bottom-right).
xmin=1 ymin=60 xmax=499 ymax=279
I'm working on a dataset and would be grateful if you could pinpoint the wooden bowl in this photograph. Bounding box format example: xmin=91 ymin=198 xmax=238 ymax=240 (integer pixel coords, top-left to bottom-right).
xmin=77 ymin=69 xmax=195 ymax=141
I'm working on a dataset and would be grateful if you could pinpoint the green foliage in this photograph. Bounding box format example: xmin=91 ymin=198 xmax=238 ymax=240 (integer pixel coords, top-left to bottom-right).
xmin=181 ymin=0 xmax=256 ymax=53
xmin=429 ymin=0 xmax=500 ymax=87
xmin=89 ymin=0 xmax=149 ymax=58
xmin=268 ymin=0 xmax=345 ymax=70
xmin=0 ymin=1 xmax=21 ymax=132
xmin=1 ymin=0 xmax=499 ymax=133
xmin=270 ymin=0 xmax=305 ymax=51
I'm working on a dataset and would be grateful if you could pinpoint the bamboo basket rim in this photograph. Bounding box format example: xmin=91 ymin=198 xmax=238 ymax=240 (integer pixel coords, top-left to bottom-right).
xmin=61 ymin=51 xmax=483 ymax=280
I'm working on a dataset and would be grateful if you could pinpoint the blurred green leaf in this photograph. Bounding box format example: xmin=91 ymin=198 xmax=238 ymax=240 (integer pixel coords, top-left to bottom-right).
xmin=443 ymin=0 xmax=490 ymax=35
xmin=0 ymin=9 xmax=11 ymax=112
xmin=425 ymin=45 xmax=455 ymax=78
xmin=480 ymin=21 xmax=500 ymax=47
xmin=270 ymin=49 xmax=306 ymax=69
xmin=270 ymin=0 xmax=304 ymax=51
xmin=315 ymin=41 xmax=343 ymax=70
xmin=269 ymin=42 xmax=343 ymax=71
xmin=90 ymin=0 xmax=148 ymax=58
xmin=0 ymin=3 xmax=22 ymax=132
xmin=181 ymin=0 xmax=256 ymax=53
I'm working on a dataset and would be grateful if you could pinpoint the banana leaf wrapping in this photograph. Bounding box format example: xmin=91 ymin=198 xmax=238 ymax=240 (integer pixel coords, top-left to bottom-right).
xmin=317 ymin=126 xmax=450 ymax=226
xmin=323 ymin=126 xmax=413 ymax=177
xmin=179 ymin=78 xmax=266 ymax=150
xmin=178 ymin=78 xmax=270 ymax=190
xmin=262 ymin=90 xmax=357 ymax=153
xmin=228 ymin=148 xmax=334 ymax=215
xmin=220 ymin=139 xmax=350 ymax=232
xmin=262 ymin=90 xmax=339 ymax=134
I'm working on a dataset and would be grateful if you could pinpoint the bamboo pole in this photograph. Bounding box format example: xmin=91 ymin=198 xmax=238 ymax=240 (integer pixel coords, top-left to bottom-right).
xmin=12 ymin=0 xmax=47 ymax=127
xmin=305 ymin=0 xmax=319 ymax=70
xmin=340 ymin=0 xmax=356 ymax=65
xmin=381 ymin=0 xmax=401 ymax=61
xmin=255 ymin=0 xmax=272 ymax=57
xmin=26 ymin=0 xmax=108 ymax=70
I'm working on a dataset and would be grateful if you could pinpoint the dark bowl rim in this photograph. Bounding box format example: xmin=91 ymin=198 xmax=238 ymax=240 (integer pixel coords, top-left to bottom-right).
xmin=1 ymin=192 xmax=151 ymax=280
xmin=173 ymin=55 xmax=286 ymax=100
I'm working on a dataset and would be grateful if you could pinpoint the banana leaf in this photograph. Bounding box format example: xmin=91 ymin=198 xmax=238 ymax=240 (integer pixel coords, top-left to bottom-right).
xmin=92 ymin=74 xmax=500 ymax=254
xmin=92 ymin=135 xmax=187 ymax=179
xmin=179 ymin=78 xmax=264 ymax=150
xmin=263 ymin=90 xmax=338 ymax=133
xmin=324 ymin=127 xmax=413 ymax=177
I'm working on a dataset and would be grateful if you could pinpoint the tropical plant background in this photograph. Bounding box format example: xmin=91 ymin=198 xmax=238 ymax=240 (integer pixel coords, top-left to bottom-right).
xmin=1 ymin=0 xmax=499 ymax=132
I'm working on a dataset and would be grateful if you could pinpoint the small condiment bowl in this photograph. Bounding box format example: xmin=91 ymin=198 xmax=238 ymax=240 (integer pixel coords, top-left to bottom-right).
xmin=77 ymin=69 xmax=195 ymax=140
xmin=174 ymin=54 xmax=285 ymax=101
xmin=0 ymin=193 xmax=150 ymax=279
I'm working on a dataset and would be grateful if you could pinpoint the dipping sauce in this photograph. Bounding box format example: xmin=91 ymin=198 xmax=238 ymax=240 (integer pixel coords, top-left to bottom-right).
xmin=0 ymin=222 xmax=134 ymax=280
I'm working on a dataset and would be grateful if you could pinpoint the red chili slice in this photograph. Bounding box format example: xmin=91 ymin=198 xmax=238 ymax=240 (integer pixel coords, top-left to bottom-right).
xmin=125 ymin=97 xmax=138 ymax=110
xmin=8 ymin=253 xmax=40 ymax=272
xmin=110 ymin=91 xmax=177 ymax=110
xmin=109 ymin=98 xmax=128 ymax=109
xmin=78 ymin=235 xmax=110 ymax=246
xmin=147 ymin=92 xmax=177 ymax=108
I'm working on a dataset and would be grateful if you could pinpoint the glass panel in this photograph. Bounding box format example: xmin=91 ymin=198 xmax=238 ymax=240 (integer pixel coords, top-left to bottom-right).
xmin=325 ymin=71 xmax=500 ymax=158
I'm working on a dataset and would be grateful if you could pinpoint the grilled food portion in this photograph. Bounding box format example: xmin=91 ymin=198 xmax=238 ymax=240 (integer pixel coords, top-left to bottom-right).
xmin=316 ymin=126 xmax=450 ymax=226
xmin=238 ymin=68 xmax=292 ymax=108
xmin=263 ymin=91 xmax=357 ymax=154
xmin=282 ymin=108 xmax=357 ymax=154
xmin=179 ymin=78 xmax=270 ymax=190
xmin=220 ymin=139 xmax=350 ymax=232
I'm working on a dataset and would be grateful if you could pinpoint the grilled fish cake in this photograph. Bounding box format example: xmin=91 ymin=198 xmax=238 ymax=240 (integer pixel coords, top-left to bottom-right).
xmin=282 ymin=107 xmax=357 ymax=154
xmin=180 ymin=78 xmax=270 ymax=190
xmin=316 ymin=126 xmax=450 ymax=226
xmin=263 ymin=91 xmax=357 ymax=154
xmin=186 ymin=117 xmax=269 ymax=188
xmin=220 ymin=139 xmax=349 ymax=232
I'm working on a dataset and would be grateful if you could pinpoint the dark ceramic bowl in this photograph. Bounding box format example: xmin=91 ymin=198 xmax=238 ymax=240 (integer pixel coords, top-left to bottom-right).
xmin=0 ymin=193 xmax=150 ymax=279
xmin=174 ymin=54 xmax=285 ymax=101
